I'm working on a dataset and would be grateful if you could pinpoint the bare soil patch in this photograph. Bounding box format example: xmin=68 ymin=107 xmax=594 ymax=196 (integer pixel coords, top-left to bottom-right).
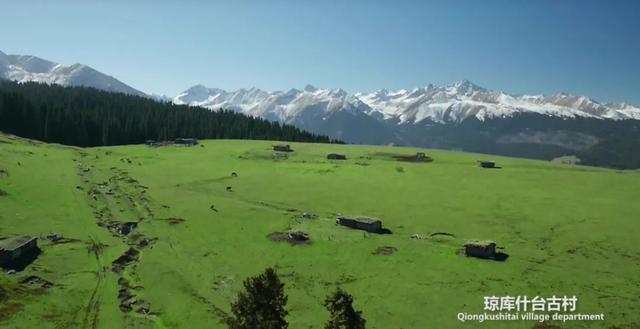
xmin=267 ymin=232 xmax=311 ymax=245
xmin=19 ymin=275 xmax=53 ymax=290
xmin=373 ymin=246 xmax=397 ymax=255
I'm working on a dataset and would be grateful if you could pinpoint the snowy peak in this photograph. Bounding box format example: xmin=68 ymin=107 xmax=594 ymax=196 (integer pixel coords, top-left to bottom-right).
xmin=303 ymin=84 xmax=318 ymax=92
xmin=446 ymin=79 xmax=486 ymax=96
xmin=0 ymin=50 xmax=147 ymax=97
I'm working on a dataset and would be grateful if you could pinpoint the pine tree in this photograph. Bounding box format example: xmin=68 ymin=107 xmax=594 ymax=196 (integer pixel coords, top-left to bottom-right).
xmin=324 ymin=289 xmax=366 ymax=329
xmin=227 ymin=268 xmax=288 ymax=329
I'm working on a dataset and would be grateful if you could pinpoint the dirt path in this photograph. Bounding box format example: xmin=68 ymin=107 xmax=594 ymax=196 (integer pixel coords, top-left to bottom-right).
xmin=74 ymin=152 xmax=157 ymax=327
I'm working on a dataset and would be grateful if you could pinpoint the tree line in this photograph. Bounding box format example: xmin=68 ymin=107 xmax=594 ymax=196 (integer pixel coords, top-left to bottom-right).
xmin=0 ymin=80 xmax=343 ymax=147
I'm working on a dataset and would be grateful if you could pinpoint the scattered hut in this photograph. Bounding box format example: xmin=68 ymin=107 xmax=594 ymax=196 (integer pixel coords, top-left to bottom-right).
xmin=393 ymin=152 xmax=433 ymax=162
xmin=273 ymin=144 xmax=293 ymax=152
xmin=0 ymin=236 xmax=39 ymax=267
xmin=478 ymin=161 xmax=496 ymax=168
xmin=336 ymin=216 xmax=382 ymax=233
xmin=175 ymin=138 xmax=198 ymax=146
xmin=463 ymin=240 xmax=496 ymax=259
xmin=327 ymin=153 xmax=347 ymax=160
xmin=415 ymin=152 xmax=432 ymax=161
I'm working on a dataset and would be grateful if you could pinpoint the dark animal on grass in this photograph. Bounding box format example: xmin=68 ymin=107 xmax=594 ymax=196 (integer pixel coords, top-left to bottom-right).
xmin=231 ymin=172 xmax=238 ymax=177
xmin=227 ymin=267 xmax=289 ymax=329
xmin=324 ymin=289 xmax=366 ymax=329
xmin=210 ymin=205 xmax=218 ymax=212
xmin=226 ymin=186 xmax=233 ymax=192
xmin=0 ymin=169 xmax=9 ymax=177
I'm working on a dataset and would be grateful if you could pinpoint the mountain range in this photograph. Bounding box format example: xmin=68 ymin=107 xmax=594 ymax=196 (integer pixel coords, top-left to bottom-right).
xmin=174 ymin=81 xmax=640 ymax=124
xmin=2 ymin=50 xmax=640 ymax=168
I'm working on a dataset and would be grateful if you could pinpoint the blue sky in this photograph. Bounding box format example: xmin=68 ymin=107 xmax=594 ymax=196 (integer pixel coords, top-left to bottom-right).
xmin=2 ymin=0 xmax=639 ymax=104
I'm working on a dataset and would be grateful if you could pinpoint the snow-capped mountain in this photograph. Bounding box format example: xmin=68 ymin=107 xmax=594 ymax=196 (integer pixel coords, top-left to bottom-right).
xmin=173 ymin=84 xmax=370 ymax=123
xmin=0 ymin=50 xmax=146 ymax=97
xmin=174 ymin=80 xmax=640 ymax=124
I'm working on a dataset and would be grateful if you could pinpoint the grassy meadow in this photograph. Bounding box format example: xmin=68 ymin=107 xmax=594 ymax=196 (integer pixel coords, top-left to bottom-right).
xmin=1 ymin=133 xmax=639 ymax=329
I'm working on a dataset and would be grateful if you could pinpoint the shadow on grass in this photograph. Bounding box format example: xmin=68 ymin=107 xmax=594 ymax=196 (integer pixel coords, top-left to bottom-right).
xmin=492 ymin=252 xmax=509 ymax=262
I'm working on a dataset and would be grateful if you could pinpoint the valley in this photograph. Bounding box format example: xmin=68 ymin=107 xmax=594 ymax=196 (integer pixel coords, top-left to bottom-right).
xmin=1 ymin=134 xmax=639 ymax=328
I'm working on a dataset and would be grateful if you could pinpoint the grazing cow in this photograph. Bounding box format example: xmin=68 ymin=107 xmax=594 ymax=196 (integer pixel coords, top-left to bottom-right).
xmin=231 ymin=172 xmax=238 ymax=177
xmin=226 ymin=186 xmax=233 ymax=192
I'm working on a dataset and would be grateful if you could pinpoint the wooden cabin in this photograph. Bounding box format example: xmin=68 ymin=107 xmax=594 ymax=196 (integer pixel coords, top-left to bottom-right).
xmin=0 ymin=236 xmax=38 ymax=266
xmin=273 ymin=144 xmax=293 ymax=152
xmin=175 ymin=138 xmax=198 ymax=146
xmin=479 ymin=161 xmax=496 ymax=168
xmin=327 ymin=153 xmax=347 ymax=160
xmin=463 ymin=240 xmax=497 ymax=259
xmin=336 ymin=216 xmax=382 ymax=233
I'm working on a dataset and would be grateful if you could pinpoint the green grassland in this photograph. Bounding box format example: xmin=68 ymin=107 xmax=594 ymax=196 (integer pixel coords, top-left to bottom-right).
xmin=1 ymin=133 xmax=639 ymax=329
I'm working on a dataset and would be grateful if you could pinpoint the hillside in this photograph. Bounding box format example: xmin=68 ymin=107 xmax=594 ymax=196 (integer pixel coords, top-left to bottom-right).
xmin=1 ymin=134 xmax=639 ymax=328
xmin=0 ymin=80 xmax=339 ymax=147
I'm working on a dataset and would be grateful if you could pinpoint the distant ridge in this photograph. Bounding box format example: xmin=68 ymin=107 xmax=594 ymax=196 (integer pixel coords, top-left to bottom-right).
xmin=0 ymin=49 xmax=147 ymax=97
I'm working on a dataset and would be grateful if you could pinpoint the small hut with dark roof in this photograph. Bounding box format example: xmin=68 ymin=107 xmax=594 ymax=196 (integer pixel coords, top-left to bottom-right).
xmin=273 ymin=144 xmax=293 ymax=152
xmin=463 ymin=240 xmax=496 ymax=259
xmin=0 ymin=236 xmax=38 ymax=267
xmin=478 ymin=161 xmax=496 ymax=168
xmin=336 ymin=216 xmax=382 ymax=233
xmin=327 ymin=153 xmax=347 ymax=160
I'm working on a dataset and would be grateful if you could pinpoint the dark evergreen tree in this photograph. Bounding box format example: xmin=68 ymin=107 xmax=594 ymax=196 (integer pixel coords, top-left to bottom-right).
xmin=324 ymin=289 xmax=366 ymax=329
xmin=227 ymin=268 xmax=288 ymax=329
xmin=0 ymin=80 xmax=343 ymax=147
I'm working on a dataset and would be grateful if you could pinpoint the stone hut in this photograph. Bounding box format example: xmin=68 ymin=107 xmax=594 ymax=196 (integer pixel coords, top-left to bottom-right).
xmin=415 ymin=152 xmax=432 ymax=161
xmin=327 ymin=153 xmax=347 ymax=160
xmin=0 ymin=236 xmax=39 ymax=267
xmin=479 ymin=161 xmax=496 ymax=168
xmin=336 ymin=216 xmax=382 ymax=233
xmin=463 ymin=240 xmax=496 ymax=259
xmin=273 ymin=144 xmax=293 ymax=152
xmin=175 ymin=138 xmax=198 ymax=146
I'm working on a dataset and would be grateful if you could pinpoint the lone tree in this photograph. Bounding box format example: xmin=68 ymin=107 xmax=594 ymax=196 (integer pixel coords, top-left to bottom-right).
xmin=227 ymin=267 xmax=289 ymax=329
xmin=324 ymin=289 xmax=366 ymax=329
